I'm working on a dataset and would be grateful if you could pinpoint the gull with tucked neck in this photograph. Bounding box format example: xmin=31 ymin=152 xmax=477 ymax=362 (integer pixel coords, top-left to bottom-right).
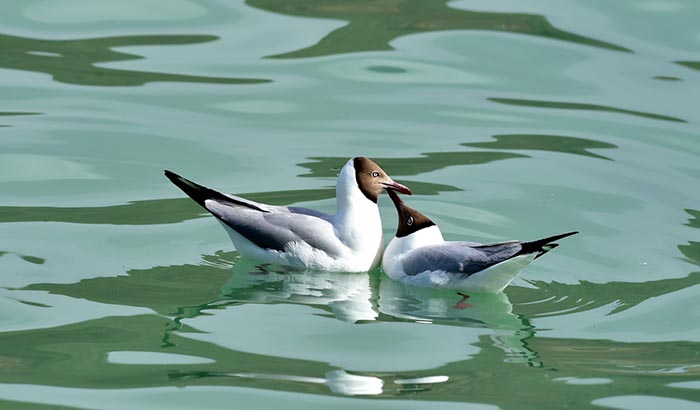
xmin=165 ymin=157 xmax=411 ymax=272
xmin=382 ymin=190 xmax=577 ymax=293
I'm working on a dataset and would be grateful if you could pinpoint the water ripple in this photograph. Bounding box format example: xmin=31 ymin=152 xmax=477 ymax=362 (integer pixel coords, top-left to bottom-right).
xmin=676 ymin=61 xmax=700 ymax=72
xmin=463 ymin=134 xmax=617 ymax=161
xmin=0 ymin=181 xmax=458 ymax=226
xmin=0 ymin=111 xmax=41 ymax=127
xmin=299 ymin=150 xmax=528 ymax=178
xmin=684 ymin=209 xmax=700 ymax=229
xmin=508 ymin=272 xmax=700 ymax=317
xmin=489 ymin=97 xmax=687 ymax=123
xmin=0 ymin=33 xmax=270 ymax=86
xmin=246 ymin=0 xmax=630 ymax=58
xmin=0 ymin=251 xmax=45 ymax=265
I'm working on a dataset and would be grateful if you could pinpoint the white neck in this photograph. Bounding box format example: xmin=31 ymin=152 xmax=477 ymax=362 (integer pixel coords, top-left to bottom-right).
xmin=335 ymin=159 xmax=374 ymax=217
xmin=332 ymin=159 xmax=382 ymax=255
xmin=399 ymin=225 xmax=444 ymax=250
xmin=384 ymin=225 xmax=445 ymax=266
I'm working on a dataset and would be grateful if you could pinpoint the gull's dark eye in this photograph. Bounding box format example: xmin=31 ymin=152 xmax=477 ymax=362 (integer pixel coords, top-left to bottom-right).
xmin=371 ymin=171 xmax=380 ymax=178
xmin=407 ymin=216 xmax=414 ymax=226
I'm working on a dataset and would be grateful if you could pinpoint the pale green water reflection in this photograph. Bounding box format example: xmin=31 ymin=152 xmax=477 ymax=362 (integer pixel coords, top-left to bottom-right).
xmin=0 ymin=112 xmax=41 ymax=130
xmin=298 ymin=151 xmax=528 ymax=178
xmin=677 ymin=61 xmax=700 ymax=72
xmin=4 ymin=259 xmax=700 ymax=408
xmin=684 ymin=209 xmax=700 ymax=229
xmin=462 ymin=134 xmax=617 ymax=161
xmin=0 ymin=182 xmax=457 ymax=225
xmin=247 ymin=0 xmax=630 ymax=58
xmin=2 ymin=0 xmax=700 ymax=409
xmin=0 ymin=251 xmax=45 ymax=266
xmin=0 ymin=33 xmax=269 ymax=86
xmin=488 ymin=97 xmax=687 ymax=123
xmin=678 ymin=209 xmax=700 ymax=267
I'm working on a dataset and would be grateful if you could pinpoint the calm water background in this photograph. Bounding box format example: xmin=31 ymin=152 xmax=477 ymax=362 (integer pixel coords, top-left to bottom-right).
xmin=2 ymin=1 xmax=700 ymax=409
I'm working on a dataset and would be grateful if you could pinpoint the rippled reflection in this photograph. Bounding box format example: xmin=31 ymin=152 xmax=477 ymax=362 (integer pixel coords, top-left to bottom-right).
xmin=1 ymin=307 xmax=698 ymax=406
xmin=510 ymin=208 xmax=700 ymax=319
xmin=678 ymin=242 xmax=700 ymax=267
xmin=1 ymin=0 xmax=697 ymax=407
xmin=0 ymin=313 xmax=330 ymax=391
xmin=653 ymin=75 xmax=683 ymax=82
xmin=24 ymin=251 xmax=236 ymax=316
xmin=246 ymin=0 xmax=629 ymax=58
xmin=5 ymin=159 xmax=698 ymax=407
xmin=299 ymin=150 xmax=528 ymax=178
xmin=24 ymin=242 xmax=700 ymax=327
xmin=24 ymin=252 xmax=377 ymax=324
xmin=508 ymin=272 xmax=700 ymax=317
xmin=0 ymin=189 xmax=335 ymax=225
xmin=221 ymin=258 xmax=379 ymax=323
xmin=463 ymin=134 xmax=617 ymax=160
xmin=0 ymin=33 xmax=270 ymax=86
xmin=0 ymin=150 xmax=521 ymax=225
xmin=0 ymin=184 xmax=457 ymax=225
xmin=679 ymin=209 xmax=700 ymax=267
xmin=6 ymin=243 xmax=700 ymax=405
xmin=676 ymin=61 xmax=700 ymax=72
xmin=0 ymin=250 xmax=45 ymax=265
xmin=179 ymin=370 xmax=386 ymax=396
xmin=0 ymin=111 xmax=40 ymax=127
xmin=489 ymin=97 xmax=687 ymax=123
xmin=683 ymin=209 xmax=700 ymax=229
xmin=378 ymin=279 xmax=541 ymax=366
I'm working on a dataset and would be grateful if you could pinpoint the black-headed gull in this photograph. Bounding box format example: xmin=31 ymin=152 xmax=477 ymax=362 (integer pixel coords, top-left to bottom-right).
xmin=382 ymin=190 xmax=577 ymax=292
xmin=165 ymin=157 xmax=411 ymax=272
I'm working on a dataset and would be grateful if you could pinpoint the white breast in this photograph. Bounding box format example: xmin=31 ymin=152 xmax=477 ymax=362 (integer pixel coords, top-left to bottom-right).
xmin=383 ymin=225 xmax=444 ymax=279
xmin=331 ymin=159 xmax=385 ymax=271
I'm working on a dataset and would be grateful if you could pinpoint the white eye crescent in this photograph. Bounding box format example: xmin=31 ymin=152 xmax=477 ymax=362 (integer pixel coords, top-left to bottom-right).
xmin=371 ymin=171 xmax=380 ymax=178
xmin=407 ymin=216 xmax=414 ymax=226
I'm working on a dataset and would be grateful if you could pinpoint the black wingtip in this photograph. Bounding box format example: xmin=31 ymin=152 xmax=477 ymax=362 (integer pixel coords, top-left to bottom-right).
xmin=543 ymin=231 xmax=579 ymax=243
xmin=520 ymin=230 xmax=579 ymax=259
xmin=163 ymin=169 xmax=211 ymax=208
xmin=164 ymin=169 xmax=180 ymax=185
xmin=164 ymin=171 xmax=269 ymax=214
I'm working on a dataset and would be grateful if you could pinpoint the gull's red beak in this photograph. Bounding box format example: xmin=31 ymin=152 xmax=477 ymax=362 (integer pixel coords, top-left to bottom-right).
xmin=383 ymin=180 xmax=412 ymax=195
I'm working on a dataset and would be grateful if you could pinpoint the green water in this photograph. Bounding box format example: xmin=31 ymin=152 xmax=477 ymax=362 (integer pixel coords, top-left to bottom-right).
xmin=2 ymin=1 xmax=700 ymax=409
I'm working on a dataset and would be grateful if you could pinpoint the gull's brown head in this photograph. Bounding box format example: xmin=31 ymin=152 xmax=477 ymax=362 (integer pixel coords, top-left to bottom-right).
xmin=353 ymin=157 xmax=412 ymax=203
xmin=387 ymin=189 xmax=435 ymax=238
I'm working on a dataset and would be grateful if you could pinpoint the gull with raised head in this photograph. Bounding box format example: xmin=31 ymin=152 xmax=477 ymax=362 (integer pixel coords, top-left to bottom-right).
xmin=165 ymin=157 xmax=411 ymax=272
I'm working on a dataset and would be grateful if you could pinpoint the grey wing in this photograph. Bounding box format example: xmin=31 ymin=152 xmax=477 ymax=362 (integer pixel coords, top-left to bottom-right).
xmin=206 ymin=200 xmax=344 ymax=257
xmin=264 ymin=209 xmax=345 ymax=257
xmin=287 ymin=205 xmax=330 ymax=219
xmin=401 ymin=241 xmax=524 ymax=277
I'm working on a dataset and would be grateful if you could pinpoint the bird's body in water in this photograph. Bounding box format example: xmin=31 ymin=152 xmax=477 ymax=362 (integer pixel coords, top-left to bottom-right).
xmin=165 ymin=157 xmax=411 ymax=272
xmin=382 ymin=190 xmax=578 ymax=293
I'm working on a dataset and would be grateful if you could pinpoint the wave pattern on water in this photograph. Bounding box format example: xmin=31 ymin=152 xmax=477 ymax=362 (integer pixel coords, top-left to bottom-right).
xmin=2 ymin=0 xmax=700 ymax=409
xmin=299 ymin=151 xmax=529 ymax=178
xmin=462 ymin=134 xmax=617 ymax=161
xmin=246 ymin=0 xmax=630 ymax=58
xmin=0 ymin=183 xmax=460 ymax=226
xmin=0 ymin=251 xmax=45 ymax=265
xmin=509 ymin=272 xmax=700 ymax=317
xmin=678 ymin=209 xmax=700 ymax=267
xmin=676 ymin=61 xmax=700 ymax=72
xmin=2 ymin=284 xmax=700 ymax=407
xmin=0 ymin=111 xmax=41 ymax=128
xmin=488 ymin=97 xmax=688 ymax=123
xmin=0 ymin=33 xmax=270 ymax=86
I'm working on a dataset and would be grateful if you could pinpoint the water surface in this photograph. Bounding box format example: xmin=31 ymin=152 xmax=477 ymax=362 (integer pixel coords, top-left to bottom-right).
xmin=2 ymin=1 xmax=700 ymax=409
